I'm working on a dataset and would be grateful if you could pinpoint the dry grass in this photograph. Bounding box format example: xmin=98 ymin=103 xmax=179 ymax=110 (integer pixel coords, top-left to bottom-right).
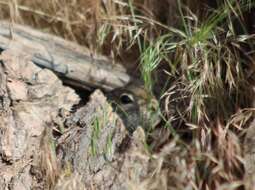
xmin=1 ymin=0 xmax=255 ymax=189
xmin=2 ymin=0 xmax=162 ymax=57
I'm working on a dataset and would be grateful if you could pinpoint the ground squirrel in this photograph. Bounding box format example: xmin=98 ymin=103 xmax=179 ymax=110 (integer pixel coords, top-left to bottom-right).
xmin=107 ymin=82 xmax=161 ymax=133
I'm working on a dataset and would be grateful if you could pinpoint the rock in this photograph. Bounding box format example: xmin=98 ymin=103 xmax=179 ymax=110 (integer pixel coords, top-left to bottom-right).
xmin=57 ymin=90 xmax=128 ymax=183
xmin=0 ymin=49 xmax=80 ymax=189
xmin=57 ymin=90 xmax=153 ymax=190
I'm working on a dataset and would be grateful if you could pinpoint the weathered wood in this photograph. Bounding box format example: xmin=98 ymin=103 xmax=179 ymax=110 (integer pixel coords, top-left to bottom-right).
xmin=0 ymin=21 xmax=131 ymax=91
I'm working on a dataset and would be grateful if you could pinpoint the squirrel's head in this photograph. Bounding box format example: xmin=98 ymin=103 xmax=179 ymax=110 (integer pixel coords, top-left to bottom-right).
xmin=107 ymin=83 xmax=161 ymax=133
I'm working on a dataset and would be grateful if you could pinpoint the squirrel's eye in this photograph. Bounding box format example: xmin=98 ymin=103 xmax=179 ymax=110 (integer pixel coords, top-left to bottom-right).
xmin=120 ymin=93 xmax=134 ymax=104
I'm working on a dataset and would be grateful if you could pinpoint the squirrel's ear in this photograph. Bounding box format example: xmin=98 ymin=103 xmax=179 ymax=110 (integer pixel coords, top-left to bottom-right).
xmin=120 ymin=93 xmax=134 ymax=104
xmin=149 ymin=99 xmax=159 ymax=112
